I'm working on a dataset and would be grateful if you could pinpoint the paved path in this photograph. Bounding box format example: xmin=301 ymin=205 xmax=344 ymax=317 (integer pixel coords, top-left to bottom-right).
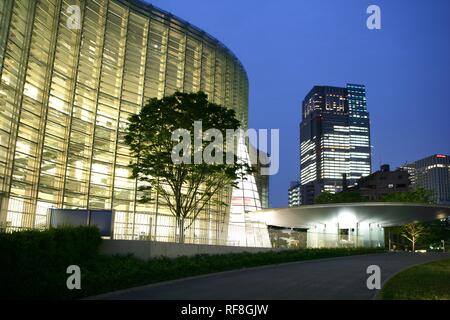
xmin=93 ymin=252 xmax=450 ymax=300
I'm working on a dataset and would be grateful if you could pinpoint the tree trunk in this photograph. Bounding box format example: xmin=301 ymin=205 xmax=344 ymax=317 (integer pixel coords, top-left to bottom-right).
xmin=412 ymin=236 xmax=415 ymax=252
xmin=177 ymin=217 xmax=185 ymax=244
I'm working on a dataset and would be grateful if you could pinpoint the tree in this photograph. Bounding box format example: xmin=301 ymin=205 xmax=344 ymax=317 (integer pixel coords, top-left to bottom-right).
xmin=385 ymin=219 xmax=450 ymax=251
xmin=315 ymin=187 xmax=435 ymax=205
xmin=314 ymin=191 xmax=366 ymax=204
xmin=420 ymin=219 xmax=450 ymax=249
xmin=380 ymin=187 xmax=435 ymax=204
xmin=125 ymin=91 xmax=248 ymax=243
xmin=401 ymin=223 xmax=427 ymax=252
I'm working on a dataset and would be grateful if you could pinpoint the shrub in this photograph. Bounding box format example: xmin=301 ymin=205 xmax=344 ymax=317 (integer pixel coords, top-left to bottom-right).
xmin=81 ymin=247 xmax=385 ymax=298
xmin=0 ymin=226 xmax=101 ymax=299
xmin=0 ymin=226 xmax=383 ymax=299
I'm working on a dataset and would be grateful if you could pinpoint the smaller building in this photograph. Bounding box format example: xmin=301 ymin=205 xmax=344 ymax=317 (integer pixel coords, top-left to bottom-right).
xmin=249 ymin=203 xmax=450 ymax=249
xmin=288 ymin=181 xmax=301 ymax=207
xmin=347 ymin=164 xmax=410 ymax=201
xmin=299 ymin=182 xmax=320 ymax=205
xmin=401 ymin=154 xmax=450 ymax=205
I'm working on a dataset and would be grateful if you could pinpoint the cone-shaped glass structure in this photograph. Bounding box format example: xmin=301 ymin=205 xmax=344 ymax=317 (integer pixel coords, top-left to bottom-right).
xmin=228 ymin=133 xmax=271 ymax=247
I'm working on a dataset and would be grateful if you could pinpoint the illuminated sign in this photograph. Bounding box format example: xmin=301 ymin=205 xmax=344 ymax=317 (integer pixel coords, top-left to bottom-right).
xmin=436 ymin=154 xmax=446 ymax=158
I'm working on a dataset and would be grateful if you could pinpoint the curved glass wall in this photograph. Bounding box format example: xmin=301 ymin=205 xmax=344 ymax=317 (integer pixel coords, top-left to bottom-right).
xmin=0 ymin=0 xmax=249 ymax=242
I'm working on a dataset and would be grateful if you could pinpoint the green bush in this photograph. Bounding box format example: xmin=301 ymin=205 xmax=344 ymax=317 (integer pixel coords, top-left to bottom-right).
xmin=0 ymin=226 xmax=101 ymax=299
xmin=80 ymin=247 xmax=384 ymax=298
xmin=0 ymin=226 xmax=383 ymax=299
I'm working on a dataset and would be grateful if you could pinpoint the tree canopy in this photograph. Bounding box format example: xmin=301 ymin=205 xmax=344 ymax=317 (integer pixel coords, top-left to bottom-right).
xmin=314 ymin=191 xmax=366 ymax=204
xmin=401 ymin=223 xmax=427 ymax=252
xmin=314 ymin=187 xmax=435 ymax=205
xmin=124 ymin=91 xmax=248 ymax=242
xmin=380 ymin=187 xmax=435 ymax=204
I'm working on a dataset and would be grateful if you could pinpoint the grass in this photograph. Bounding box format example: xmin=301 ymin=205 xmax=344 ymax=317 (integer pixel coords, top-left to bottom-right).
xmin=379 ymin=258 xmax=450 ymax=300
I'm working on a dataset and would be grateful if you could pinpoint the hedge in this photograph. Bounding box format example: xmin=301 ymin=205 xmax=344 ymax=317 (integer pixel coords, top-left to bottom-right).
xmin=0 ymin=226 xmax=101 ymax=299
xmin=0 ymin=227 xmax=384 ymax=299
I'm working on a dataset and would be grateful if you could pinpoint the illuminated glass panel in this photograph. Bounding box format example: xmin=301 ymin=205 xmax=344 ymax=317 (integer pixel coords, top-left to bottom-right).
xmin=0 ymin=0 xmax=250 ymax=243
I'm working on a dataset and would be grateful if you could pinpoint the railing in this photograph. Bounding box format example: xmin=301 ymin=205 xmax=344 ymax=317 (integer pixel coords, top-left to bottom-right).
xmin=0 ymin=196 xmax=270 ymax=248
xmin=112 ymin=212 xmax=271 ymax=247
xmin=1 ymin=196 xmax=384 ymax=249
xmin=0 ymin=196 xmax=50 ymax=232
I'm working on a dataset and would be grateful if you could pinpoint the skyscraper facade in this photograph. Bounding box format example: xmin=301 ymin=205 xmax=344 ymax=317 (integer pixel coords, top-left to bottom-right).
xmin=0 ymin=0 xmax=253 ymax=243
xmin=300 ymin=84 xmax=371 ymax=204
xmin=401 ymin=154 xmax=450 ymax=205
xmin=288 ymin=181 xmax=300 ymax=207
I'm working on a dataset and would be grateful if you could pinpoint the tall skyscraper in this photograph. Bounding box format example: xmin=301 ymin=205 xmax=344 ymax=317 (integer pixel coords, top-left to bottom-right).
xmin=401 ymin=154 xmax=450 ymax=205
xmin=299 ymin=84 xmax=371 ymax=204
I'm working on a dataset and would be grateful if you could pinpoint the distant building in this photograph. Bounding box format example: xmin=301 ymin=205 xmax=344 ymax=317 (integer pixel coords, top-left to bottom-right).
xmin=300 ymin=183 xmax=319 ymax=206
xmin=347 ymin=164 xmax=410 ymax=201
xmin=299 ymin=84 xmax=372 ymax=204
xmin=288 ymin=181 xmax=301 ymax=207
xmin=400 ymin=154 xmax=450 ymax=205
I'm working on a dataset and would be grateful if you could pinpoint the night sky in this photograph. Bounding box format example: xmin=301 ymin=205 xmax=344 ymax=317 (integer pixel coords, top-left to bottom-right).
xmin=146 ymin=0 xmax=450 ymax=208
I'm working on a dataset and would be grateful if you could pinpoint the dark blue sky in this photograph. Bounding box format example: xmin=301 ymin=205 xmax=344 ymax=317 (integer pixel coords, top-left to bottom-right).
xmin=147 ymin=0 xmax=450 ymax=208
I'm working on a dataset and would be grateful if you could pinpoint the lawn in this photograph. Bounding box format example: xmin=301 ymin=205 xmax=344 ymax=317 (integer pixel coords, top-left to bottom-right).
xmin=379 ymin=258 xmax=450 ymax=300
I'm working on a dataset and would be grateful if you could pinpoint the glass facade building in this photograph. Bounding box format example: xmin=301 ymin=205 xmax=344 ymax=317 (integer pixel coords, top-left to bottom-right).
xmin=299 ymin=84 xmax=371 ymax=204
xmin=0 ymin=0 xmax=252 ymax=242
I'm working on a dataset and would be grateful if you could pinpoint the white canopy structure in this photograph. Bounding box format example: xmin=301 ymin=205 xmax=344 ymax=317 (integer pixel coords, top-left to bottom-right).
xmin=248 ymin=203 xmax=450 ymax=248
xmin=249 ymin=203 xmax=450 ymax=228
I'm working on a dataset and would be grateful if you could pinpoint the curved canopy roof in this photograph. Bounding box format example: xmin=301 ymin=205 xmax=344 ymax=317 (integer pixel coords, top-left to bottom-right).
xmin=248 ymin=203 xmax=450 ymax=228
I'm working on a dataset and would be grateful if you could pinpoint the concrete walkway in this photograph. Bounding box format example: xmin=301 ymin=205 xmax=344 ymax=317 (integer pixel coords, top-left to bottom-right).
xmin=92 ymin=252 xmax=450 ymax=300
